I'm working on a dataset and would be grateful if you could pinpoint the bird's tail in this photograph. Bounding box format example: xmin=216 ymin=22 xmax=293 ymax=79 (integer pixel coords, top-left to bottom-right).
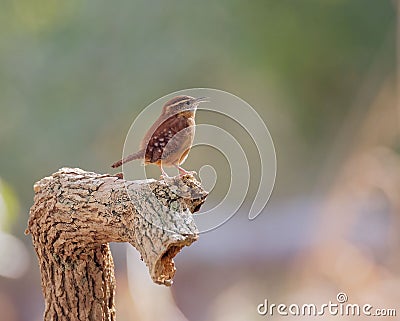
xmin=111 ymin=150 xmax=145 ymax=168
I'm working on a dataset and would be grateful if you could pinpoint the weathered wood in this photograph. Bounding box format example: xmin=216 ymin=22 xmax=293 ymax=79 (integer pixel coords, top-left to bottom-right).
xmin=26 ymin=167 xmax=207 ymax=321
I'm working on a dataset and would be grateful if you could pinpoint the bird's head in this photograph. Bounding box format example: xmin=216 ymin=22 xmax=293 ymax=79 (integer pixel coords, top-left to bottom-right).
xmin=161 ymin=95 xmax=208 ymax=116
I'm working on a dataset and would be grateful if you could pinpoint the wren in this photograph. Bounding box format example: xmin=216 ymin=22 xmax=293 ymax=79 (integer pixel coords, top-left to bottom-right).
xmin=111 ymin=95 xmax=208 ymax=177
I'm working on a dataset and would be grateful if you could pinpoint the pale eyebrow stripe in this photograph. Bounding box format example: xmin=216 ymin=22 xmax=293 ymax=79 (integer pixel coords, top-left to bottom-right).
xmin=167 ymin=99 xmax=190 ymax=108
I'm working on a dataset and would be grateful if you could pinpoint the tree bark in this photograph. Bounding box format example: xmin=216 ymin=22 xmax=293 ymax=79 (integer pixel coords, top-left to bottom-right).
xmin=26 ymin=167 xmax=207 ymax=321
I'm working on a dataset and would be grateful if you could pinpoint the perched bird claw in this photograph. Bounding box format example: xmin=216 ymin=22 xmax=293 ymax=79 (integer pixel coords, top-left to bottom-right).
xmin=179 ymin=170 xmax=197 ymax=177
xmin=174 ymin=164 xmax=196 ymax=177
xmin=160 ymin=173 xmax=170 ymax=180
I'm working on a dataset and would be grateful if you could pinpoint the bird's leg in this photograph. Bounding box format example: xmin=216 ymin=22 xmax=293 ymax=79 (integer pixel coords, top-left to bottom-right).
xmin=174 ymin=164 xmax=196 ymax=176
xmin=159 ymin=165 xmax=170 ymax=178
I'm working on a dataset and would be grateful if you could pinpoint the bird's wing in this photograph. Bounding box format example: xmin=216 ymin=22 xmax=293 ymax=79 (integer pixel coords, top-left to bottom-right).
xmin=142 ymin=116 xmax=190 ymax=163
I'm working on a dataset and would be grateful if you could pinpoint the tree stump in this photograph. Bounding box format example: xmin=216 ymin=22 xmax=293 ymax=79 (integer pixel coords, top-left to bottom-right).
xmin=26 ymin=168 xmax=207 ymax=321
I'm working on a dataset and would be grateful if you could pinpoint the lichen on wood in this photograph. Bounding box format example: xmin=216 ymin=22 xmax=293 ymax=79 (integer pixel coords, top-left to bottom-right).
xmin=26 ymin=167 xmax=207 ymax=321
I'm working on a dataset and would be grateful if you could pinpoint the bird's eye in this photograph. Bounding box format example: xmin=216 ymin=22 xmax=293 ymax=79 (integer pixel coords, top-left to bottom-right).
xmin=186 ymin=101 xmax=190 ymax=105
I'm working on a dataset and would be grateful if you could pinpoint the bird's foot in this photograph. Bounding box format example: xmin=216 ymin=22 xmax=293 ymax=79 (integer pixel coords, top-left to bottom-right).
xmin=176 ymin=166 xmax=197 ymax=177
xmin=180 ymin=171 xmax=197 ymax=177
xmin=160 ymin=168 xmax=170 ymax=179
xmin=160 ymin=165 xmax=196 ymax=179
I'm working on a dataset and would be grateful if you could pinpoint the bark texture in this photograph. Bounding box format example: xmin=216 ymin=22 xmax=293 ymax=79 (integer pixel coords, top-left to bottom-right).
xmin=26 ymin=167 xmax=207 ymax=321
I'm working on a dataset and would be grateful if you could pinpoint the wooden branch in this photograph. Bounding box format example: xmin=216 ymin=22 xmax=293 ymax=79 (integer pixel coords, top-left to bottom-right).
xmin=26 ymin=168 xmax=207 ymax=321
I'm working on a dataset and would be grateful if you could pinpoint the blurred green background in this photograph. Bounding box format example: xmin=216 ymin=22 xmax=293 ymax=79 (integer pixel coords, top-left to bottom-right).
xmin=1 ymin=1 xmax=399 ymax=320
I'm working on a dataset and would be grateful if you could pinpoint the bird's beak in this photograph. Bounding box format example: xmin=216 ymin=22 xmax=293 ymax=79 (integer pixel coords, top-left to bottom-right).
xmin=194 ymin=97 xmax=209 ymax=104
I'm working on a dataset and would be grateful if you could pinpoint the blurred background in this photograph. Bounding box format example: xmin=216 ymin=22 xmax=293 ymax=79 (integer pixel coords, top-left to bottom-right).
xmin=1 ymin=0 xmax=399 ymax=320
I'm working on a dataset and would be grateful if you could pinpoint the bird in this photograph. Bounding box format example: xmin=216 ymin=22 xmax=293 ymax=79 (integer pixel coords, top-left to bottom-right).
xmin=111 ymin=95 xmax=208 ymax=177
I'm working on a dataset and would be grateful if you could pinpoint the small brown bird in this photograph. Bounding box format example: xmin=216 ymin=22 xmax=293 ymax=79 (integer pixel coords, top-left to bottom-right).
xmin=111 ymin=95 xmax=208 ymax=176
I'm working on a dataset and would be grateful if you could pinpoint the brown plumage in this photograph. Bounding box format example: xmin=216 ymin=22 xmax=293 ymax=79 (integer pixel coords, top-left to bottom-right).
xmin=111 ymin=95 xmax=208 ymax=176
